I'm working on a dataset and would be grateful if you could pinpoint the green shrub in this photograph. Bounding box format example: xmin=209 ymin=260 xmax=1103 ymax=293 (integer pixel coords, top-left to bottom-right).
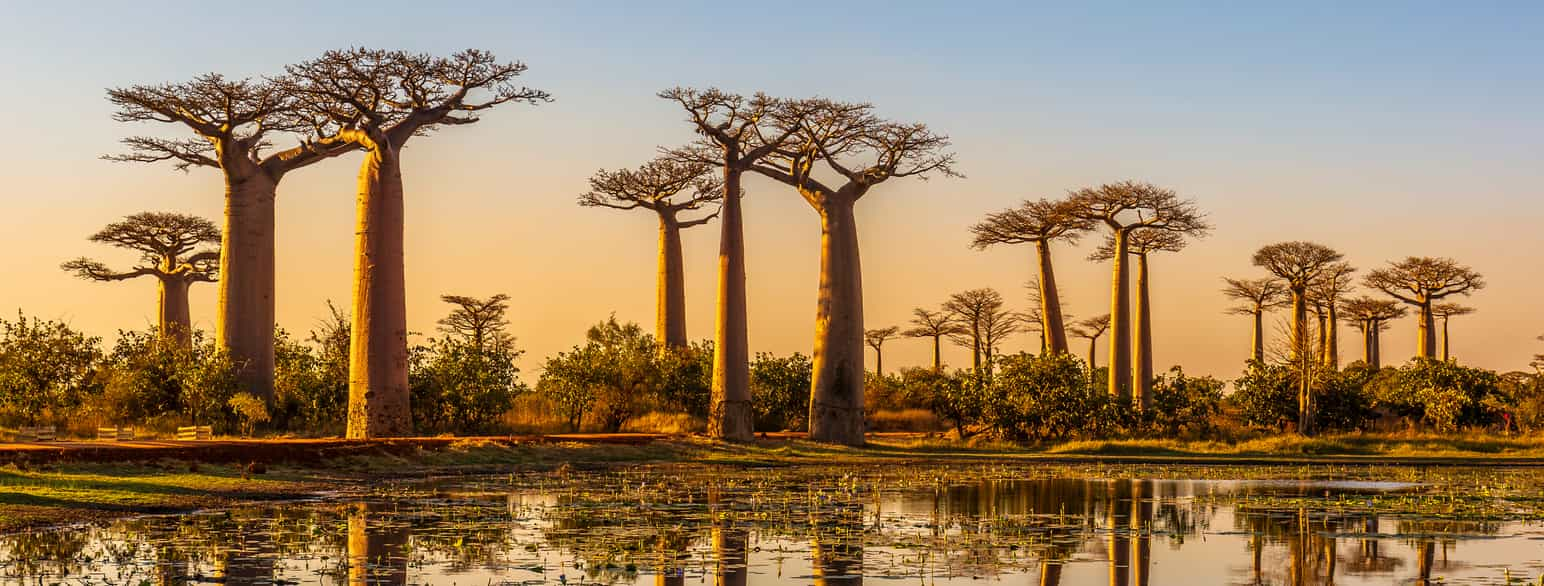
xmin=984 ymin=352 xmax=1098 ymax=440
xmin=750 ymin=352 xmax=812 ymax=432
xmin=1145 ymin=367 xmax=1224 ymax=437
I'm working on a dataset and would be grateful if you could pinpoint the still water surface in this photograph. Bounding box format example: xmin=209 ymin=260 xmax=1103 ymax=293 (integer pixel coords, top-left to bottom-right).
xmin=5 ymin=465 xmax=1544 ymax=585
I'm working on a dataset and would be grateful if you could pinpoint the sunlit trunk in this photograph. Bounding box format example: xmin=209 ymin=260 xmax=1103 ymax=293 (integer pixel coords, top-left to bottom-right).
xmin=1416 ymin=540 xmax=1434 ymax=585
xmin=1325 ymin=303 xmax=1340 ymax=369
xmin=1360 ymin=323 xmax=1374 ymax=366
xmin=1036 ymin=241 xmax=1070 ymax=354
xmin=218 ymin=173 xmax=278 ymax=402
xmin=713 ymin=525 xmax=748 ymax=586
xmin=971 ymin=325 xmax=982 ymax=377
xmin=709 ymin=165 xmax=753 ymax=441
xmin=656 ymin=211 xmax=688 ymax=349
xmin=158 ymin=277 xmax=193 ymax=348
xmin=1371 ymin=322 xmax=1383 ymax=369
xmin=930 ymin=335 xmax=941 ymax=372
xmin=1416 ymin=299 xmax=1435 ymax=359
xmin=1250 ymin=308 xmax=1264 ymax=363
xmin=1088 ymin=337 xmax=1098 ymax=372
xmin=348 ymin=144 xmax=411 ymax=438
xmin=1132 ymin=480 xmax=1151 ymax=586
xmin=1107 ymin=229 xmax=1133 ymax=403
xmin=348 ymin=503 xmax=408 ymax=586
xmin=1133 ymin=252 xmax=1153 ymax=411
xmin=1291 ymin=289 xmax=1313 ymax=433
xmin=1440 ymin=316 xmax=1450 ymax=361
xmin=1316 ymin=307 xmax=1328 ymax=366
xmin=808 ymin=196 xmax=865 ymax=446
xmin=873 ymin=345 xmax=883 ymax=377
xmin=1107 ymin=479 xmax=1130 ymax=586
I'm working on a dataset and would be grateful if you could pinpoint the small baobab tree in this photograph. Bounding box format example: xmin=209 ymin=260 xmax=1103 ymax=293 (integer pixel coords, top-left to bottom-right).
xmin=660 ymin=88 xmax=803 ymax=442
xmin=1306 ymin=263 xmax=1356 ymax=369
xmin=943 ymin=288 xmax=1009 ymax=379
xmin=748 ymin=98 xmax=958 ymax=446
xmin=1221 ymin=277 xmax=1288 ymax=363
xmin=1069 ymin=314 xmax=1111 ymax=372
xmin=283 ymin=48 xmax=550 ymax=439
xmin=1089 ymin=227 xmax=1198 ymax=410
xmin=1363 ymin=257 xmax=1485 ymax=361
xmin=580 ymin=156 xmax=721 ymax=349
xmin=904 ymin=308 xmax=963 ymax=372
xmin=436 ymin=294 xmax=513 ymax=352
xmin=106 ymin=74 xmax=353 ymax=401
xmin=969 ymin=198 xmax=1089 ymax=354
xmin=1340 ymin=296 xmax=1405 ymax=368
xmin=1252 ymin=241 xmax=1344 ymax=434
xmin=61 ymin=212 xmax=220 ymax=347
xmin=1066 ymin=181 xmax=1206 ymax=405
xmin=864 ymin=327 xmax=900 ymax=376
xmin=1431 ymin=303 xmax=1476 ymax=362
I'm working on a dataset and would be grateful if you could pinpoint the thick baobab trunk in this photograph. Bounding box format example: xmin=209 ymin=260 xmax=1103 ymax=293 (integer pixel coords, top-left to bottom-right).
xmin=158 ymin=277 xmax=193 ymax=347
xmin=1106 ymin=229 xmax=1133 ymax=403
xmin=1315 ymin=308 xmax=1328 ymax=364
xmin=1250 ymin=309 xmax=1265 ymax=363
xmin=1417 ymin=300 xmax=1435 ymax=359
xmin=656 ymin=212 xmax=688 ymax=349
xmin=1289 ymin=289 xmax=1313 ymax=434
xmin=1035 ymin=241 xmax=1070 ymax=354
xmin=347 ymin=145 xmax=412 ymax=439
xmin=218 ymin=174 xmax=278 ymax=402
xmin=808 ymin=197 xmax=866 ymax=446
xmin=970 ymin=327 xmax=982 ymax=377
xmin=1440 ymin=316 xmax=1450 ymax=361
xmin=1361 ymin=324 xmax=1375 ymax=366
xmin=930 ymin=335 xmax=941 ymax=372
xmin=708 ymin=166 xmax=752 ymax=441
xmin=1371 ymin=322 xmax=1383 ymax=369
xmin=874 ymin=346 xmax=883 ymax=377
xmin=1087 ymin=338 xmax=1097 ymax=372
xmin=1289 ymin=290 xmax=1308 ymax=363
xmin=1132 ymin=252 xmax=1153 ymax=411
xmin=1325 ymin=304 xmax=1340 ymax=369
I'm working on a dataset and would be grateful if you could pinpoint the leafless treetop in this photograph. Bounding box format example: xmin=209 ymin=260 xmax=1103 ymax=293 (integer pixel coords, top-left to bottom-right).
xmin=1064 ymin=180 xmax=1210 ymax=234
xmin=1251 ymin=241 xmax=1344 ymax=289
xmin=1220 ymin=277 xmax=1289 ymax=315
xmin=1431 ymin=302 xmax=1477 ymax=318
xmin=437 ymin=293 xmax=513 ymax=349
xmin=904 ymin=308 xmax=965 ymax=339
xmin=1363 ymin=257 xmax=1485 ymax=304
xmin=658 ymin=88 xmax=802 ymax=169
xmin=1340 ymin=296 xmax=1407 ymax=330
xmin=579 ymin=155 xmax=723 ymax=226
xmin=864 ymin=326 xmax=901 ymax=351
xmin=61 ymin=212 xmax=219 ymax=282
xmin=969 ymin=198 xmax=1092 ymax=249
xmin=1087 ymin=227 xmax=1190 ymax=261
xmin=1306 ymin=262 xmax=1357 ymax=309
xmin=1069 ymin=314 xmax=1112 ymax=340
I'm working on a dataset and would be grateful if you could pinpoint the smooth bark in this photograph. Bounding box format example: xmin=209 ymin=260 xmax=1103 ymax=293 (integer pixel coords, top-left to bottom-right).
xmin=1132 ymin=252 xmax=1153 ymax=411
xmin=808 ymin=196 xmax=866 ymax=445
xmin=347 ymin=144 xmax=411 ymax=439
xmin=1107 ymin=230 xmax=1133 ymax=402
xmin=1250 ymin=309 xmax=1265 ymax=363
xmin=930 ymin=335 xmax=942 ymax=372
xmin=157 ymin=278 xmax=193 ymax=347
xmin=1035 ymin=241 xmax=1070 ymax=354
xmin=218 ymin=173 xmax=278 ymax=401
xmin=1417 ymin=301 xmax=1435 ymax=359
xmin=708 ymin=165 xmax=753 ymax=441
xmin=1325 ymin=303 xmax=1340 ymax=369
xmin=656 ymin=212 xmax=688 ymax=348
xmin=1440 ymin=316 xmax=1450 ymax=361
xmin=1371 ymin=323 xmax=1383 ymax=369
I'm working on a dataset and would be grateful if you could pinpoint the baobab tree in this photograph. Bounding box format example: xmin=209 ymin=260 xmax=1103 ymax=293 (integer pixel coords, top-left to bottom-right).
xmin=943 ymin=288 xmax=1009 ymax=378
xmin=903 ymin=308 xmax=962 ymax=372
xmin=748 ymin=98 xmax=957 ymax=446
xmin=1340 ymin=296 xmax=1405 ymax=368
xmin=1363 ymin=257 xmax=1485 ymax=360
xmin=1090 ymin=228 xmax=1196 ymax=410
xmin=1221 ymin=277 xmax=1288 ymax=363
xmin=1431 ymin=303 xmax=1476 ymax=361
xmin=1066 ymin=182 xmax=1207 ymax=404
xmin=107 ymin=74 xmax=354 ymax=401
xmin=436 ymin=294 xmax=513 ymax=352
xmin=1307 ymin=263 xmax=1356 ymax=369
xmin=283 ymin=48 xmax=550 ymax=439
xmin=864 ymin=327 xmax=900 ymax=376
xmin=969 ymin=198 xmax=1089 ymax=354
xmin=580 ymin=157 xmax=721 ymax=348
xmin=1252 ymin=241 xmax=1344 ymax=433
xmin=61 ymin=212 xmax=220 ymax=347
xmin=660 ymin=88 xmax=803 ymax=442
xmin=1069 ymin=314 xmax=1111 ymax=372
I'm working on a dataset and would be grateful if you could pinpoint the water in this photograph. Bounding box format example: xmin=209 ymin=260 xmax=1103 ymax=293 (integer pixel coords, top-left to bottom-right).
xmin=5 ymin=464 xmax=1544 ymax=585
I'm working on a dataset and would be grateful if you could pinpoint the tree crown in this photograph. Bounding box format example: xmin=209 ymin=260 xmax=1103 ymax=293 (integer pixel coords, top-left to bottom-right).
xmin=579 ymin=156 xmax=722 ymax=225
xmin=1221 ymin=277 xmax=1289 ymax=314
xmin=1251 ymin=241 xmax=1344 ymax=289
xmin=969 ymin=198 xmax=1091 ymax=249
xmin=61 ymin=212 xmax=220 ymax=282
xmin=1363 ymin=257 xmax=1485 ymax=305
xmin=1064 ymin=181 xmax=1209 ymax=233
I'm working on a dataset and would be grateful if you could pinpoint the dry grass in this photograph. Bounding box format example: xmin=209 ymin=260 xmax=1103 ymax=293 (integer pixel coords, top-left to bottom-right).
xmin=868 ymin=409 xmax=943 ymax=432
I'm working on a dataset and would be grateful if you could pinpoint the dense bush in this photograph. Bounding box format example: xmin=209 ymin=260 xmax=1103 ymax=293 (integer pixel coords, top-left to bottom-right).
xmin=1144 ymin=367 xmax=1224 ymax=437
xmin=535 ymin=317 xmax=710 ymax=432
xmin=1497 ymin=371 xmax=1544 ymax=433
xmin=271 ymin=304 xmax=351 ymax=433
xmin=983 ymin=352 xmax=1098 ymax=440
xmin=1229 ymin=361 xmax=1298 ymax=430
xmin=0 ymin=312 xmax=102 ymax=427
xmin=1368 ymin=359 xmax=1501 ymax=432
xmin=750 ymin=352 xmax=812 ymax=432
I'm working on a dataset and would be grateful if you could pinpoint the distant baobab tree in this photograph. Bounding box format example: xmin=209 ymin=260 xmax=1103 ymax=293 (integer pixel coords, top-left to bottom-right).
xmin=1363 ymin=257 xmax=1485 ymax=360
xmin=660 ymin=88 xmax=803 ymax=442
xmin=748 ymin=98 xmax=958 ymax=446
xmin=1431 ymin=303 xmax=1476 ymax=361
xmin=1341 ymin=296 xmax=1405 ymax=368
xmin=283 ymin=48 xmax=550 ymax=439
xmin=436 ymin=294 xmax=513 ymax=352
xmin=61 ymin=212 xmax=220 ymax=347
xmin=864 ymin=327 xmax=900 ymax=376
xmin=1252 ymin=241 xmax=1344 ymax=434
xmin=904 ymin=308 xmax=963 ymax=372
xmin=1306 ymin=263 xmax=1356 ymax=369
xmin=106 ymin=74 xmax=354 ymax=401
xmin=580 ymin=156 xmax=722 ymax=348
xmin=943 ymin=288 xmax=1009 ymax=379
xmin=1069 ymin=314 xmax=1111 ymax=372
xmin=969 ymin=198 xmax=1089 ymax=354
xmin=1090 ymin=227 xmax=1197 ymax=410
xmin=1067 ymin=181 xmax=1207 ymax=405
xmin=1221 ymin=277 xmax=1288 ymax=363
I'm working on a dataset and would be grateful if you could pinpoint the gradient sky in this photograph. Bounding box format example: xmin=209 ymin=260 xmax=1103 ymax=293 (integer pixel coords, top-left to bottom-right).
xmin=1 ymin=1 xmax=1540 ymax=383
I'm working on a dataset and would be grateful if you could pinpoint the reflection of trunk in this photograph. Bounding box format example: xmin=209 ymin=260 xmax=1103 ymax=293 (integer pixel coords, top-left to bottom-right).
xmin=811 ymin=504 xmax=864 ymax=586
xmin=1416 ymin=540 xmax=1434 ymax=585
xmin=348 ymin=143 xmax=411 ymax=438
xmin=214 ymin=520 xmax=273 ymax=583
xmin=158 ymin=277 xmax=193 ymax=347
xmin=1323 ymin=534 xmax=1337 ymax=584
xmin=1107 ymin=229 xmax=1133 ymax=402
xmin=1107 ymin=480 xmax=1130 ymax=586
xmin=154 ymin=545 xmax=190 ymax=586
xmin=808 ymin=196 xmax=865 ymax=446
xmin=1133 ymin=253 xmax=1153 ymax=411
xmin=1039 ymin=556 xmax=1063 ymax=586
xmin=1251 ymin=532 xmax=1262 ymax=584
xmin=709 ymin=165 xmax=752 ymax=441
xmin=656 ymin=211 xmax=688 ymax=348
xmin=1250 ymin=308 xmax=1264 ymax=363
xmin=1417 ymin=300 xmax=1435 ymax=359
xmin=1036 ymin=241 xmax=1069 ymax=354
xmin=713 ymin=526 xmax=748 ymax=586
xmin=1132 ymin=480 xmax=1151 ymax=586
xmin=348 ymin=503 xmax=409 ymax=586
xmin=218 ymin=174 xmax=278 ymax=401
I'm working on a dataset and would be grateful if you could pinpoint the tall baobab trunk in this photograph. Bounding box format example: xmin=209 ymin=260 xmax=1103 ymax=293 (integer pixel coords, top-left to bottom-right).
xmin=1289 ymin=290 xmax=1308 ymax=363
xmin=218 ymin=174 xmax=278 ymax=401
xmin=1035 ymin=241 xmax=1070 ymax=354
xmin=874 ymin=345 xmax=884 ymax=377
xmin=1132 ymin=480 xmax=1152 ymax=586
xmin=1107 ymin=480 xmax=1131 ymax=586
xmin=930 ymin=335 xmax=942 ymax=372
xmin=1325 ymin=303 xmax=1340 ymax=369
xmin=970 ymin=325 xmax=982 ymax=377
xmin=708 ymin=166 xmax=752 ymax=441
xmin=808 ymin=196 xmax=865 ymax=446
xmin=1132 ymin=252 xmax=1153 ymax=411
xmin=1440 ymin=316 xmax=1450 ymax=361
xmin=348 ymin=144 xmax=411 ymax=439
xmin=656 ymin=211 xmax=688 ymax=348
xmin=1087 ymin=338 xmax=1098 ymax=372
xmin=158 ymin=277 xmax=193 ymax=347
xmin=1289 ymin=288 xmax=1313 ymax=433
xmin=1249 ymin=308 xmax=1265 ymax=363
xmin=1371 ymin=322 xmax=1383 ymax=369
xmin=1360 ymin=323 xmax=1375 ymax=366
xmin=1107 ymin=230 xmax=1133 ymax=403
xmin=1417 ymin=300 xmax=1435 ymax=359
xmin=1315 ymin=307 xmax=1328 ymax=365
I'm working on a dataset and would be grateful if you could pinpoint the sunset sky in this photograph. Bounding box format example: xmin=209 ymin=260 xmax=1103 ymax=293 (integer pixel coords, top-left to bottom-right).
xmin=1 ymin=1 xmax=1540 ymax=382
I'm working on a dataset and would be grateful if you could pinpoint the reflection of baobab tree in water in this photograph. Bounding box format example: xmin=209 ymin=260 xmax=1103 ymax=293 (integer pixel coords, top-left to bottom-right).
xmin=347 ymin=502 xmax=409 ymax=586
